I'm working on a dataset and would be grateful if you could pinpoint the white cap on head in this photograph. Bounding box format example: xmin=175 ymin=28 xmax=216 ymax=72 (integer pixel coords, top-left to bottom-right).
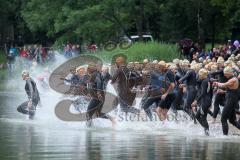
xmin=199 ymin=57 xmax=204 ymax=62
xmin=181 ymin=59 xmax=190 ymax=66
xmin=173 ymin=59 xmax=180 ymax=65
xmin=143 ymin=59 xmax=149 ymax=63
xmin=217 ymin=57 xmax=224 ymax=64
xmin=198 ymin=68 xmax=208 ymax=78
xmin=223 ymin=66 xmax=233 ymax=74
xmin=22 ymin=70 xmax=29 ymax=76
xmin=169 ymin=63 xmax=177 ymax=70
xmin=224 ymin=60 xmax=233 ymax=67
xmin=76 ymin=66 xmax=85 ymax=72
xmin=191 ymin=60 xmax=197 ymax=66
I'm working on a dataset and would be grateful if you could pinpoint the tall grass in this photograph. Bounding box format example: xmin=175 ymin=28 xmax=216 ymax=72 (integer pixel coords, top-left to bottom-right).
xmin=205 ymin=43 xmax=221 ymax=50
xmin=90 ymin=41 xmax=179 ymax=63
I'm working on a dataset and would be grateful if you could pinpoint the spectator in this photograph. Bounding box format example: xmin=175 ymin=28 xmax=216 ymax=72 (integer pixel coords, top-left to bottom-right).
xmin=64 ymin=43 xmax=73 ymax=58
xmin=40 ymin=46 xmax=47 ymax=63
xmin=9 ymin=44 xmax=19 ymax=57
xmin=7 ymin=49 xmax=15 ymax=77
xmin=20 ymin=46 xmax=28 ymax=58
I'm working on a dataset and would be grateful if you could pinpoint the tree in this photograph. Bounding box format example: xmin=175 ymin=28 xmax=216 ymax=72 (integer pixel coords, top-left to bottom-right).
xmin=211 ymin=0 xmax=240 ymax=40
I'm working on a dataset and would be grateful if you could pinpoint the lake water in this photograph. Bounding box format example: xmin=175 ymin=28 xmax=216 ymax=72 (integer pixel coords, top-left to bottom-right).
xmin=0 ymin=54 xmax=240 ymax=160
xmin=0 ymin=89 xmax=240 ymax=160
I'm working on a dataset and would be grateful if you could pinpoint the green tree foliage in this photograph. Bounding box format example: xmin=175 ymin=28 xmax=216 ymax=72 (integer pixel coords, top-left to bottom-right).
xmin=22 ymin=0 xmax=132 ymax=44
xmin=0 ymin=0 xmax=239 ymax=46
xmin=211 ymin=0 xmax=240 ymax=40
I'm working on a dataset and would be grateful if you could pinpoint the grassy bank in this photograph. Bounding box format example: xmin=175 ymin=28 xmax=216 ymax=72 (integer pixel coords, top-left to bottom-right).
xmin=0 ymin=50 xmax=6 ymax=64
xmin=0 ymin=42 xmax=179 ymax=81
xmin=0 ymin=69 xmax=7 ymax=90
xmin=91 ymin=42 xmax=179 ymax=63
xmin=0 ymin=50 xmax=7 ymax=83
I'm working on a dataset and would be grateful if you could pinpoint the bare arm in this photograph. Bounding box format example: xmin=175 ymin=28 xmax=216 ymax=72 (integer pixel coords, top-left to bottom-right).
xmin=165 ymin=83 xmax=175 ymax=95
xmin=217 ymin=78 xmax=237 ymax=88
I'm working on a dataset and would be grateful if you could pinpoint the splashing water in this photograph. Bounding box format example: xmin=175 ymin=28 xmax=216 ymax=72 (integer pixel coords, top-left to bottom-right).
xmin=0 ymin=53 xmax=240 ymax=140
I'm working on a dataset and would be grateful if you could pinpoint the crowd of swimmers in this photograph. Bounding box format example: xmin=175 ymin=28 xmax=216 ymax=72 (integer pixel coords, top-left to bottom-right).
xmin=59 ymin=54 xmax=240 ymax=136
xmin=17 ymin=53 xmax=240 ymax=136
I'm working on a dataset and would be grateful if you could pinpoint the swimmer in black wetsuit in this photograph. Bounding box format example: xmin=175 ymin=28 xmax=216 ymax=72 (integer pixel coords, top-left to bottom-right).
xmin=17 ymin=70 xmax=40 ymax=119
xmin=156 ymin=61 xmax=176 ymax=121
xmin=213 ymin=66 xmax=240 ymax=135
xmin=86 ymin=64 xmax=116 ymax=127
xmin=179 ymin=60 xmax=197 ymax=123
xmin=209 ymin=57 xmax=227 ymax=123
xmin=101 ymin=66 xmax=111 ymax=90
xmin=171 ymin=59 xmax=185 ymax=113
xmin=192 ymin=68 xmax=213 ymax=135
xmin=111 ymin=56 xmax=140 ymax=115
xmin=141 ymin=63 xmax=166 ymax=120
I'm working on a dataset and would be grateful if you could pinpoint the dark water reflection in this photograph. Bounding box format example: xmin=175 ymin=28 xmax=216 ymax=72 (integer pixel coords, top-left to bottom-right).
xmin=0 ymin=122 xmax=240 ymax=160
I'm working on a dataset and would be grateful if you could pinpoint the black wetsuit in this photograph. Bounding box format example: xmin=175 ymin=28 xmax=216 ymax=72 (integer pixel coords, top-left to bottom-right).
xmin=111 ymin=65 xmax=140 ymax=115
xmin=196 ymin=75 xmax=213 ymax=117
xmin=172 ymin=67 xmax=185 ymax=112
xmin=158 ymin=70 xmax=176 ymax=110
xmin=179 ymin=69 xmax=197 ymax=122
xmin=86 ymin=71 xmax=111 ymax=126
xmin=236 ymin=79 xmax=240 ymax=115
xmin=221 ymin=78 xmax=240 ymax=135
xmin=209 ymin=69 xmax=227 ymax=119
xmin=102 ymin=72 xmax=111 ymax=90
xmin=17 ymin=78 xmax=40 ymax=118
xmin=195 ymin=77 xmax=212 ymax=133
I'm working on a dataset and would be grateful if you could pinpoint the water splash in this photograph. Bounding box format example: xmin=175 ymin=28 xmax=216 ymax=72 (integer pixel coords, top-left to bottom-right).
xmin=1 ymin=53 xmax=240 ymax=139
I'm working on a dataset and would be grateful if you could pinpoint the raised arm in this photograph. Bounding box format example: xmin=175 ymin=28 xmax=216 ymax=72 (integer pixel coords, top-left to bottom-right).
xmin=208 ymin=69 xmax=223 ymax=78
xmin=216 ymin=78 xmax=237 ymax=89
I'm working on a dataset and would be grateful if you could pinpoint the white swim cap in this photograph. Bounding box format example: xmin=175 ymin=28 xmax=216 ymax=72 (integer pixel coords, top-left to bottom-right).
xmin=22 ymin=70 xmax=29 ymax=76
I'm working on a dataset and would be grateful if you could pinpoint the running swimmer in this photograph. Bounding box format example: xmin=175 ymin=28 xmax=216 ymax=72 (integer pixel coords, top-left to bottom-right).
xmin=141 ymin=62 xmax=166 ymax=120
xmin=86 ymin=64 xmax=116 ymax=127
xmin=213 ymin=66 xmax=240 ymax=135
xmin=155 ymin=61 xmax=176 ymax=122
xmin=101 ymin=66 xmax=111 ymax=90
xmin=209 ymin=57 xmax=227 ymax=123
xmin=17 ymin=70 xmax=40 ymax=119
xmin=179 ymin=59 xmax=197 ymax=123
xmin=192 ymin=68 xmax=213 ymax=135
xmin=111 ymin=56 xmax=140 ymax=115
xmin=171 ymin=59 xmax=185 ymax=113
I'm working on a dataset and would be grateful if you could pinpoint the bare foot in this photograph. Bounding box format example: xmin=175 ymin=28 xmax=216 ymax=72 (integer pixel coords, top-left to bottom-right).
xmin=111 ymin=117 xmax=117 ymax=127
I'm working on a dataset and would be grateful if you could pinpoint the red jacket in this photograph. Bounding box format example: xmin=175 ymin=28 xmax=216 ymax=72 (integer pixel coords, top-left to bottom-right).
xmin=20 ymin=50 xmax=28 ymax=57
